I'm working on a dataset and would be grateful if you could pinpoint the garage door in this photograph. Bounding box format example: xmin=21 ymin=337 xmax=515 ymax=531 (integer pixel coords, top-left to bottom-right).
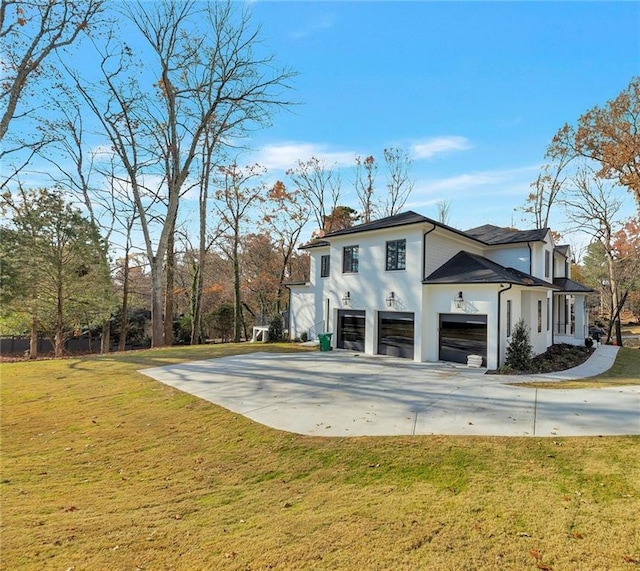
xmin=337 ymin=310 xmax=366 ymax=351
xmin=439 ymin=314 xmax=487 ymax=365
xmin=378 ymin=312 xmax=414 ymax=359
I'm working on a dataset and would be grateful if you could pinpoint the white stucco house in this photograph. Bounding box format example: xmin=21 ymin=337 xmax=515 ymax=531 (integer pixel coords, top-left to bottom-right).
xmin=287 ymin=211 xmax=593 ymax=369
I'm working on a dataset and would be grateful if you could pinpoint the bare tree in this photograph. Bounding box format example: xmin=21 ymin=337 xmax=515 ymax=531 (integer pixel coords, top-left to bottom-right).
xmin=261 ymin=181 xmax=310 ymax=313
xmin=354 ymin=155 xmax=378 ymax=223
xmin=383 ymin=147 xmax=414 ymax=217
xmin=560 ymin=166 xmax=625 ymax=344
xmin=287 ymin=157 xmax=342 ymax=234
xmin=213 ymin=163 xmax=266 ymax=343
xmin=523 ymin=145 xmax=572 ymax=228
xmin=436 ymin=200 xmax=451 ymax=225
xmin=72 ymin=0 xmax=294 ymax=347
xmin=0 ymin=0 xmax=104 ymax=142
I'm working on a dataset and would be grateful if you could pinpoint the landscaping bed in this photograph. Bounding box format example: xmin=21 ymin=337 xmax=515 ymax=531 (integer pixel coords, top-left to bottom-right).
xmin=498 ymin=343 xmax=594 ymax=374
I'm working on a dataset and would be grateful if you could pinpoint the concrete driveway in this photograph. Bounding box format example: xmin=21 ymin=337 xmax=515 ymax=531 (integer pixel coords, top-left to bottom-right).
xmin=141 ymin=348 xmax=639 ymax=437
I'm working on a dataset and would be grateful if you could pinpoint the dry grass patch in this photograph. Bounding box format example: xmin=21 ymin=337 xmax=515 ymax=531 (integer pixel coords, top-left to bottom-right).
xmin=2 ymin=344 xmax=639 ymax=570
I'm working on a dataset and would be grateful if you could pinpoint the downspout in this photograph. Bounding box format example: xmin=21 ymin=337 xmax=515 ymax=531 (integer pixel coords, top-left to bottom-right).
xmin=497 ymin=283 xmax=513 ymax=368
xmin=422 ymin=223 xmax=437 ymax=280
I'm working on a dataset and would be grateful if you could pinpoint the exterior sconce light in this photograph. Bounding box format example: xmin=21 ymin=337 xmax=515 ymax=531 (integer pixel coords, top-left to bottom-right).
xmin=385 ymin=291 xmax=396 ymax=307
xmin=454 ymin=291 xmax=464 ymax=309
xmin=342 ymin=291 xmax=351 ymax=305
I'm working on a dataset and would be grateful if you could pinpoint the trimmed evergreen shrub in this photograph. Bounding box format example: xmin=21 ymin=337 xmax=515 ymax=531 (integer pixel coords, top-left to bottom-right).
xmin=267 ymin=315 xmax=284 ymax=343
xmin=505 ymin=318 xmax=532 ymax=371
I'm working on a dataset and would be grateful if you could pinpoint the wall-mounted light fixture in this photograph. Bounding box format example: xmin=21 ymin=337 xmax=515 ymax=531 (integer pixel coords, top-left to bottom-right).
xmin=342 ymin=291 xmax=351 ymax=305
xmin=385 ymin=291 xmax=396 ymax=307
xmin=454 ymin=291 xmax=464 ymax=309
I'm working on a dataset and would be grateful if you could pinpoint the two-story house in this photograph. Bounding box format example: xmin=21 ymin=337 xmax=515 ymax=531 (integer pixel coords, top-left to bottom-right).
xmin=287 ymin=211 xmax=592 ymax=369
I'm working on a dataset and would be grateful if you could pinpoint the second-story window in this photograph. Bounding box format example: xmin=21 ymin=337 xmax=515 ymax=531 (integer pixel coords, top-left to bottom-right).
xmin=544 ymin=250 xmax=550 ymax=278
xmin=386 ymin=239 xmax=406 ymax=271
xmin=343 ymin=245 xmax=359 ymax=273
xmin=320 ymin=254 xmax=330 ymax=278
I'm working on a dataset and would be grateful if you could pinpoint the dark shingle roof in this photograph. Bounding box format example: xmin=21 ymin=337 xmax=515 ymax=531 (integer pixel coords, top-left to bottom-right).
xmin=555 ymin=245 xmax=570 ymax=257
xmin=323 ymin=211 xmax=432 ymax=238
xmin=553 ymin=278 xmax=594 ymax=293
xmin=424 ymin=251 xmax=557 ymax=288
xmin=301 ymin=211 xmax=552 ymax=249
xmin=464 ymin=224 xmax=549 ymax=245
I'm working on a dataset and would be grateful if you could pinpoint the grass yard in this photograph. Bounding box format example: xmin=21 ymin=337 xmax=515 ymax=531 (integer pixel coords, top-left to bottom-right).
xmin=2 ymin=344 xmax=639 ymax=570
xmin=524 ymin=347 xmax=640 ymax=389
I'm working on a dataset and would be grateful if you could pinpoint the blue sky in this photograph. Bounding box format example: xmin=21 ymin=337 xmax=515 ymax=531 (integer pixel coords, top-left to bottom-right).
xmin=240 ymin=1 xmax=639 ymax=237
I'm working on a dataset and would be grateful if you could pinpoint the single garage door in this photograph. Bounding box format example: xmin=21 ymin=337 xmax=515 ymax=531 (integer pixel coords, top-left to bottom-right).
xmin=378 ymin=311 xmax=414 ymax=359
xmin=439 ymin=314 xmax=487 ymax=365
xmin=337 ymin=310 xmax=366 ymax=351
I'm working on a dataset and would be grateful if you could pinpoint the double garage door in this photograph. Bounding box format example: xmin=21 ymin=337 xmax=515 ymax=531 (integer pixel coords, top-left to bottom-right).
xmin=336 ymin=310 xmax=415 ymax=359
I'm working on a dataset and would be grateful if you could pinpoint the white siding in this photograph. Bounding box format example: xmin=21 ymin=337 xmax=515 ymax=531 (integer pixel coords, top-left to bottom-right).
xmin=424 ymin=230 xmax=482 ymax=276
xmin=484 ymin=246 xmax=530 ymax=274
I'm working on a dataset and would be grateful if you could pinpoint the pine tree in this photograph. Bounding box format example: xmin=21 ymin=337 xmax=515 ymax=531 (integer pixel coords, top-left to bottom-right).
xmin=505 ymin=319 xmax=533 ymax=371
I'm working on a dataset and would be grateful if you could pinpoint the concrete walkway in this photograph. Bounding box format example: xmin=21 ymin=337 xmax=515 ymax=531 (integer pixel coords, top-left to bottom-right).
xmin=141 ymin=345 xmax=639 ymax=438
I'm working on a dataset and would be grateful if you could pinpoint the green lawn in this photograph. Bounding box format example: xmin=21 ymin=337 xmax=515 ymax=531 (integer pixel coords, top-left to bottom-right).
xmin=524 ymin=347 xmax=640 ymax=389
xmin=2 ymin=344 xmax=639 ymax=570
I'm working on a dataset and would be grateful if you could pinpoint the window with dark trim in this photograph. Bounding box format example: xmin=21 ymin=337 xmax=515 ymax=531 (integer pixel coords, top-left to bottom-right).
xmin=342 ymin=245 xmax=359 ymax=273
xmin=537 ymin=300 xmax=543 ymax=333
xmin=320 ymin=254 xmax=330 ymax=278
xmin=506 ymin=300 xmax=512 ymax=337
xmin=385 ymin=239 xmax=406 ymax=271
xmin=546 ymin=298 xmax=550 ymax=331
xmin=544 ymin=250 xmax=550 ymax=278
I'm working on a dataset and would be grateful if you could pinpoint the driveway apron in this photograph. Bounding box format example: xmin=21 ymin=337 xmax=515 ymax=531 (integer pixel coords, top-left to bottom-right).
xmin=141 ymin=350 xmax=640 ymax=437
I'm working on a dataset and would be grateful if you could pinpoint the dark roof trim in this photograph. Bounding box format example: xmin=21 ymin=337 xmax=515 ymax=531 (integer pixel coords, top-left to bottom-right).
xmin=424 ymin=250 xmax=559 ymax=288
xmin=299 ymin=239 xmax=330 ymax=250
xmin=553 ymin=277 xmax=594 ymax=293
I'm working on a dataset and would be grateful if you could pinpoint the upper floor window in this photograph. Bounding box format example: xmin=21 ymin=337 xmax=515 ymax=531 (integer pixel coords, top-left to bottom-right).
xmin=342 ymin=245 xmax=359 ymax=273
xmin=544 ymin=250 xmax=550 ymax=278
xmin=386 ymin=239 xmax=406 ymax=271
xmin=320 ymin=254 xmax=330 ymax=278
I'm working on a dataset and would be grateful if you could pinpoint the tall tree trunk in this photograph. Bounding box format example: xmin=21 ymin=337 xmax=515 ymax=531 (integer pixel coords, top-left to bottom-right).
xmin=118 ymin=252 xmax=130 ymax=352
xmin=55 ymin=279 xmax=64 ymax=358
xmin=101 ymin=319 xmax=111 ymax=354
xmin=150 ymin=257 xmax=166 ymax=348
xmin=164 ymin=228 xmax=175 ymax=346
xmin=29 ymin=313 xmax=38 ymax=360
xmin=605 ymin=252 xmax=621 ymax=345
xmin=190 ymin=261 xmax=202 ymax=345
xmin=233 ymin=230 xmax=242 ymax=343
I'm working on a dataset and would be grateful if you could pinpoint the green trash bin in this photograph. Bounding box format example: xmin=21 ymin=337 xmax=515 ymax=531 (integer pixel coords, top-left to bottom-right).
xmin=318 ymin=332 xmax=333 ymax=351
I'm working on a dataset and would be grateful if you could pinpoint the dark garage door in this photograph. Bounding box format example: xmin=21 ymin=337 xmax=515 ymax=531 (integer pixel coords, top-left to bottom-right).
xmin=439 ymin=314 xmax=487 ymax=365
xmin=378 ymin=312 xmax=414 ymax=359
xmin=337 ymin=310 xmax=366 ymax=351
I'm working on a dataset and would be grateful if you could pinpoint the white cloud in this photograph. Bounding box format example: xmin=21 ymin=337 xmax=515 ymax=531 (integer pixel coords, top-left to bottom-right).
xmin=289 ymin=13 xmax=336 ymax=40
xmin=250 ymin=141 xmax=356 ymax=171
xmin=410 ymin=136 xmax=472 ymax=160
